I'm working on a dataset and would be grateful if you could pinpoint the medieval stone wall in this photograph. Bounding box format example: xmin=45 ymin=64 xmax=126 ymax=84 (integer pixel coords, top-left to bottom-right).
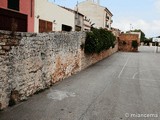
xmin=0 ymin=30 xmax=118 ymax=110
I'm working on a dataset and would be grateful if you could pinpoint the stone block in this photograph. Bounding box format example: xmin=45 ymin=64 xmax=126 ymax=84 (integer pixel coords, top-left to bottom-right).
xmin=6 ymin=39 xmax=19 ymax=46
xmin=0 ymin=42 xmax=6 ymax=45
xmin=0 ymin=39 xmax=7 ymax=43
xmin=0 ymin=50 xmax=6 ymax=55
xmin=2 ymin=46 xmax=11 ymax=51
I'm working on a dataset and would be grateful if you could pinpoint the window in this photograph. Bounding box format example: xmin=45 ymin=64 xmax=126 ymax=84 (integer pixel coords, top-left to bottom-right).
xmin=39 ymin=19 xmax=52 ymax=33
xmin=62 ymin=24 xmax=72 ymax=31
xmin=0 ymin=8 xmax=27 ymax=32
xmin=8 ymin=0 xmax=20 ymax=11
xmin=75 ymin=25 xmax=81 ymax=31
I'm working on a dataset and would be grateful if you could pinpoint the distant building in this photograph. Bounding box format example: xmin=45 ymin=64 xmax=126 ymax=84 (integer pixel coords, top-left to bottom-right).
xmin=152 ymin=38 xmax=160 ymax=47
xmin=118 ymin=33 xmax=139 ymax=52
xmin=34 ymin=0 xmax=75 ymax=33
xmin=61 ymin=6 xmax=92 ymax=31
xmin=83 ymin=16 xmax=92 ymax=31
xmin=111 ymin=27 xmax=121 ymax=37
xmin=0 ymin=0 xmax=34 ymax=32
xmin=60 ymin=6 xmax=84 ymax=31
xmin=0 ymin=0 xmax=93 ymax=33
xmin=76 ymin=0 xmax=113 ymax=30
xmin=152 ymin=38 xmax=160 ymax=42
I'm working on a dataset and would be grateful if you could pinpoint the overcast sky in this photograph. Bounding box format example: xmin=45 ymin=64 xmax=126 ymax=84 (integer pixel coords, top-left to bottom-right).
xmin=48 ymin=0 xmax=160 ymax=38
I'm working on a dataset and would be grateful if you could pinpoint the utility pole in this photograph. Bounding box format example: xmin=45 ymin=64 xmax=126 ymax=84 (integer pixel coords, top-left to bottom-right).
xmin=76 ymin=1 xmax=79 ymax=19
xmin=130 ymin=24 xmax=132 ymax=31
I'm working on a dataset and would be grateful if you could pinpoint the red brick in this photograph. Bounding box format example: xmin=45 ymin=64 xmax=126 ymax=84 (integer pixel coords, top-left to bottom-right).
xmin=118 ymin=34 xmax=139 ymax=52
xmin=0 ymin=50 xmax=6 ymax=55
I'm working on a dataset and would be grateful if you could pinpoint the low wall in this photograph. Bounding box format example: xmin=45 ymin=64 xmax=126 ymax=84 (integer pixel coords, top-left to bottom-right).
xmin=118 ymin=34 xmax=139 ymax=52
xmin=81 ymin=44 xmax=118 ymax=70
xmin=0 ymin=30 xmax=118 ymax=110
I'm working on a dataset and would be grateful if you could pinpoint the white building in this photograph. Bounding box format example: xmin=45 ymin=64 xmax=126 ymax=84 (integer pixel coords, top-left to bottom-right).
xmin=34 ymin=0 xmax=75 ymax=32
xmin=61 ymin=6 xmax=84 ymax=31
xmin=76 ymin=0 xmax=113 ymax=30
xmin=83 ymin=16 xmax=92 ymax=31
xmin=61 ymin=6 xmax=92 ymax=31
xmin=152 ymin=38 xmax=160 ymax=42
xmin=111 ymin=27 xmax=121 ymax=37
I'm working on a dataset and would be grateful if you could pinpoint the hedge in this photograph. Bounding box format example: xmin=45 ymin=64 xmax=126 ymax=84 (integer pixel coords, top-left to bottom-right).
xmin=84 ymin=28 xmax=116 ymax=54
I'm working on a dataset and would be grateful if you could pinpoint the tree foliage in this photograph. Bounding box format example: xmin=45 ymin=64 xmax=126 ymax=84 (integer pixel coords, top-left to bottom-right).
xmin=132 ymin=40 xmax=138 ymax=48
xmin=130 ymin=29 xmax=147 ymax=42
xmin=84 ymin=28 xmax=116 ymax=54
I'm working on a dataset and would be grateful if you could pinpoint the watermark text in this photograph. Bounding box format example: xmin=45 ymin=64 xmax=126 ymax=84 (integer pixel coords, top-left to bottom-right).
xmin=125 ymin=113 xmax=158 ymax=118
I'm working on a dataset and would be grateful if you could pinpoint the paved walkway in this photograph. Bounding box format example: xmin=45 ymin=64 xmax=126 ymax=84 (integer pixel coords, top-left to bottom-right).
xmin=1 ymin=46 xmax=160 ymax=120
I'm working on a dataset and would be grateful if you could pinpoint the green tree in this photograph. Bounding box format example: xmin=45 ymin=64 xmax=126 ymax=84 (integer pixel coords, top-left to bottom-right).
xmin=85 ymin=28 xmax=116 ymax=54
xmin=130 ymin=29 xmax=146 ymax=42
xmin=132 ymin=40 xmax=138 ymax=48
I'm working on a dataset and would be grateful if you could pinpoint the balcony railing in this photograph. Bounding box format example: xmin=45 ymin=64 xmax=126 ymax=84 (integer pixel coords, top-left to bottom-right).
xmin=105 ymin=24 xmax=109 ymax=28
xmin=106 ymin=16 xmax=109 ymax=20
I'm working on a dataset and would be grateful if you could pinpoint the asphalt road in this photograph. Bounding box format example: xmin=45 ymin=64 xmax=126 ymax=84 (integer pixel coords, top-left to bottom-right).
xmin=1 ymin=46 xmax=160 ymax=120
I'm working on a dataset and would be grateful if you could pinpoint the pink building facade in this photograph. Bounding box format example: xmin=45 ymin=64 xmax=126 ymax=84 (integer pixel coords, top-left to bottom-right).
xmin=0 ymin=0 xmax=34 ymax=32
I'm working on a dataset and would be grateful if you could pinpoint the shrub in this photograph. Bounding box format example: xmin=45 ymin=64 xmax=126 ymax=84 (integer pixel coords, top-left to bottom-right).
xmin=84 ymin=28 xmax=116 ymax=54
xmin=132 ymin=40 xmax=138 ymax=48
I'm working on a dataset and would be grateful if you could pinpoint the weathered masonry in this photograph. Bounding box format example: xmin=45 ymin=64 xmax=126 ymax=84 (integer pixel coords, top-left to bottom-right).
xmin=118 ymin=33 xmax=139 ymax=52
xmin=0 ymin=30 xmax=118 ymax=110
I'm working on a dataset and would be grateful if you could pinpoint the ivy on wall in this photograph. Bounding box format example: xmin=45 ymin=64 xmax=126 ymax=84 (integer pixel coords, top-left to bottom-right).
xmin=84 ymin=28 xmax=116 ymax=54
xmin=132 ymin=40 xmax=138 ymax=48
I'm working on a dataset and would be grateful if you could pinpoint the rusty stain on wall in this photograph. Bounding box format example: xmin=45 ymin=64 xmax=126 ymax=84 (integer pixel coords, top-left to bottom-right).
xmin=0 ymin=30 xmax=118 ymax=110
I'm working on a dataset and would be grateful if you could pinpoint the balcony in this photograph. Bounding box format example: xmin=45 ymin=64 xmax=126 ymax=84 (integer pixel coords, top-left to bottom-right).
xmin=105 ymin=24 xmax=109 ymax=28
xmin=106 ymin=16 xmax=109 ymax=20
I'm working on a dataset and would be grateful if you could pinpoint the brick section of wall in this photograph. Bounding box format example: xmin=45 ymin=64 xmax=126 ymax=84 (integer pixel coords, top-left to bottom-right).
xmin=118 ymin=34 xmax=139 ymax=52
xmin=81 ymin=44 xmax=118 ymax=70
xmin=0 ymin=30 xmax=118 ymax=110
